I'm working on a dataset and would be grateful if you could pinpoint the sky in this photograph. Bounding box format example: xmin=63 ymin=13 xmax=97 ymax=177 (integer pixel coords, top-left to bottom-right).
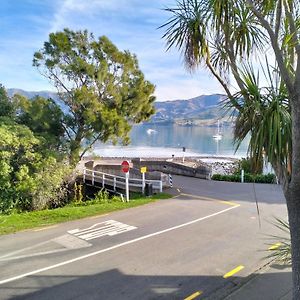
xmin=0 ymin=0 xmax=224 ymax=101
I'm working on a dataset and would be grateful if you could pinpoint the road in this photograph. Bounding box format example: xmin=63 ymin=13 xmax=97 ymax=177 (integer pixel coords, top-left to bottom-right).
xmin=0 ymin=176 xmax=287 ymax=299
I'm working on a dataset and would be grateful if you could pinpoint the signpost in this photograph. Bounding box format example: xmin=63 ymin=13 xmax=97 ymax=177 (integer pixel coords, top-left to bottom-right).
xmin=140 ymin=166 xmax=147 ymax=194
xmin=121 ymin=161 xmax=130 ymax=202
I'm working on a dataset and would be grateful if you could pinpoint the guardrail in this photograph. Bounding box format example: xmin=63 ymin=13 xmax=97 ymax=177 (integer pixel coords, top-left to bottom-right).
xmin=83 ymin=168 xmax=163 ymax=194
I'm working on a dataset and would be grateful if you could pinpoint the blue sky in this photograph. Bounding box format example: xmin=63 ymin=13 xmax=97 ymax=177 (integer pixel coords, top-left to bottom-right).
xmin=0 ymin=0 xmax=224 ymax=101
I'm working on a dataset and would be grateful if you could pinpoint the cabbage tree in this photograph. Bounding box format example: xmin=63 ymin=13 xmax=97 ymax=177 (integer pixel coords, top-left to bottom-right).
xmin=161 ymin=1 xmax=300 ymax=298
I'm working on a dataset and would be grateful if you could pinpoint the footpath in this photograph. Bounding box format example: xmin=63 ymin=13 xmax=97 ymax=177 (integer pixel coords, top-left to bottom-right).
xmin=225 ymin=263 xmax=292 ymax=300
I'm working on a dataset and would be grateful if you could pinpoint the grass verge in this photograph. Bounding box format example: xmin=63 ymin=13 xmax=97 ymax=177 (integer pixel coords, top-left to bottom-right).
xmin=0 ymin=193 xmax=171 ymax=235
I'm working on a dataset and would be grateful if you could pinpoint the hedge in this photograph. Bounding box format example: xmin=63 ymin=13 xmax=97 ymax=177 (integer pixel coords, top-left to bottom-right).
xmin=211 ymin=173 xmax=276 ymax=184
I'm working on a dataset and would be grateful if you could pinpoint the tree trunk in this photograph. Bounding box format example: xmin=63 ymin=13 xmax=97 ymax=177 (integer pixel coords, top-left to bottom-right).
xmin=287 ymin=95 xmax=300 ymax=299
xmin=285 ymin=189 xmax=300 ymax=299
xmin=69 ymin=130 xmax=83 ymax=166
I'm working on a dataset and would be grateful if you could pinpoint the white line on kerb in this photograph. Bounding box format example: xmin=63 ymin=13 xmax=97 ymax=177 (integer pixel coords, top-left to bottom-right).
xmin=0 ymin=205 xmax=239 ymax=285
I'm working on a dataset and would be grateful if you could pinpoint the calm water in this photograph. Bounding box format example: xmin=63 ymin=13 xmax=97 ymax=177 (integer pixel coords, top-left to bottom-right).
xmin=93 ymin=123 xmax=250 ymax=158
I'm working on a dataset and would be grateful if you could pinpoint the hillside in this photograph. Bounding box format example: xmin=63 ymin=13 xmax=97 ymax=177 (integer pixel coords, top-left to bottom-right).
xmin=150 ymin=94 xmax=231 ymax=126
xmin=7 ymin=89 xmax=230 ymax=126
xmin=7 ymin=89 xmax=60 ymax=102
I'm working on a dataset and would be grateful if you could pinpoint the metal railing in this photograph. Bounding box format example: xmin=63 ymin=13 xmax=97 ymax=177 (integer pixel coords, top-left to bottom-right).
xmin=83 ymin=168 xmax=163 ymax=194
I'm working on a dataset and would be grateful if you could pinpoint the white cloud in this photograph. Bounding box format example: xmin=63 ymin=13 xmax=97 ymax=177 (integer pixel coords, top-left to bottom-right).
xmin=0 ymin=1 xmax=227 ymax=100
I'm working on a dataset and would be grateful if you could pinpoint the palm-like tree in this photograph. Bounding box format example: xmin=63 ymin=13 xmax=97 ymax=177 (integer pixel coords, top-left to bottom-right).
xmin=228 ymin=64 xmax=291 ymax=179
xmin=161 ymin=1 xmax=300 ymax=298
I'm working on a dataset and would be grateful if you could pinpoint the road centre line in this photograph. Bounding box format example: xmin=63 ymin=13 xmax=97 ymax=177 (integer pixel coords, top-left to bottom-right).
xmin=179 ymin=193 xmax=240 ymax=206
xmin=184 ymin=290 xmax=203 ymax=300
xmin=223 ymin=265 xmax=245 ymax=278
xmin=0 ymin=205 xmax=239 ymax=286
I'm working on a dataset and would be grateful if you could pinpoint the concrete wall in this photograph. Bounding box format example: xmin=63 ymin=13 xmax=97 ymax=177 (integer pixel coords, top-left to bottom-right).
xmin=132 ymin=159 xmax=211 ymax=179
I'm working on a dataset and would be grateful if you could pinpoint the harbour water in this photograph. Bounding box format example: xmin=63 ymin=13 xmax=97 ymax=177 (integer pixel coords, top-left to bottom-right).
xmin=92 ymin=123 xmax=250 ymax=158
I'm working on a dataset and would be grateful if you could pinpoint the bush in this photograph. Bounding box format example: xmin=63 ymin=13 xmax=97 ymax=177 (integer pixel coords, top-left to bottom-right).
xmin=71 ymin=188 xmax=123 ymax=207
xmin=93 ymin=189 xmax=122 ymax=204
xmin=0 ymin=123 xmax=72 ymax=214
xmin=235 ymin=157 xmax=263 ymax=175
xmin=211 ymin=173 xmax=276 ymax=183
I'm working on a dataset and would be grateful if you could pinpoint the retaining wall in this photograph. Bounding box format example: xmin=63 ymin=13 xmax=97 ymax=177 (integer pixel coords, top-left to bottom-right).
xmin=132 ymin=158 xmax=211 ymax=179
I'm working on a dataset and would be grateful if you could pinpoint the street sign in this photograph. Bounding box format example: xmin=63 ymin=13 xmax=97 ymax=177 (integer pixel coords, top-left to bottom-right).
xmin=140 ymin=166 xmax=147 ymax=173
xmin=121 ymin=160 xmax=130 ymax=173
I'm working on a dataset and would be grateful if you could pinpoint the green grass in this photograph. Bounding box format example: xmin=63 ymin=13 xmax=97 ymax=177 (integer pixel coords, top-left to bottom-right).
xmin=0 ymin=193 xmax=172 ymax=235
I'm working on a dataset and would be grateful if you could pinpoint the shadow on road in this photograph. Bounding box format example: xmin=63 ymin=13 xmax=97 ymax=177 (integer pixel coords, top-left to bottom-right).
xmin=3 ymin=267 xmax=292 ymax=300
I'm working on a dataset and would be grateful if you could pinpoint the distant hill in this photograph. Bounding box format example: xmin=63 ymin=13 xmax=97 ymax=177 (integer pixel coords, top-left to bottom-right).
xmin=153 ymin=94 xmax=223 ymax=120
xmin=150 ymin=94 xmax=232 ymax=126
xmin=7 ymin=89 xmax=230 ymax=126
xmin=7 ymin=89 xmax=60 ymax=102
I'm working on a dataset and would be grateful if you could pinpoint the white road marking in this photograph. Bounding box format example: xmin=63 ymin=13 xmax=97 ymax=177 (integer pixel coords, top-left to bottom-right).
xmin=0 ymin=235 xmax=91 ymax=262
xmin=68 ymin=220 xmax=137 ymax=241
xmin=0 ymin=205 xmax=239 ymax=285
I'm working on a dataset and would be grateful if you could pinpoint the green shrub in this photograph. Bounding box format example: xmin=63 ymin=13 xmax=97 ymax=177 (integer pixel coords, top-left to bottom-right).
xmin=71 ymin=189 xmax=123 ymax=207
xmin=237 ymin=158 xmax=253 ymax=174
xmin=211 ymin=173 xmax=276 ymax=183
xmin=235 ymin=157 xmax=263 ymax=175
xmin=0 ymin=123 xmax=72 ymax=214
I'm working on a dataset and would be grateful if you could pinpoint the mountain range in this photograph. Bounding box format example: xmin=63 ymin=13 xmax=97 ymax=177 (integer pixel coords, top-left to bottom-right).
xmin=7 ymin=89 xmax=231 ymax=126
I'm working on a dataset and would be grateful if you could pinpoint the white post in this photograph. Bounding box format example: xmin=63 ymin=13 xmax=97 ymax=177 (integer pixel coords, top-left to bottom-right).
xmin=92 ymin=170 xmax=94 ymax=186
xmin=241 ymin=169 xmax=244 ymax=183
xmin=102 ymin=174 xmax=105 ymax=187
xmin=142 ymin=172 xmax=145 ymax=194
xmin=159 ymin=181 xmax=163 ymax=193
xmin=113 ymin=177 xmax=116 ymax=191
xmin=83 ymin=168 xmax=86 ymax=183
xmin=182 ymin=152 xmax=185 ymax=163
xmin=169 ymin=174 xmax=173 ymax=187
xmin=125 ymin=172 xmax=129 ymax=202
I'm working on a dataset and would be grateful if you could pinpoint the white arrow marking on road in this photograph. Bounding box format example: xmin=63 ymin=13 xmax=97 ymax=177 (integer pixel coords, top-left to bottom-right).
xmin=68 ymin=220 xmax=137 ymax=241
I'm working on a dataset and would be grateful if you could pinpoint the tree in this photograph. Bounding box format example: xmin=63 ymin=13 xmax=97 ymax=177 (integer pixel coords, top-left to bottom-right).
xmin=14 ymin=94 xmax=66 ymax=152
xmin=33 ymin=29 xmax=156 ymax=163
xmin=0 ymin=123 xmax=70 ymax=213
xmin=0 ymin=84 xmax=15 ymax=119
xmin=161 ymin=0 xmax=300 ymax=298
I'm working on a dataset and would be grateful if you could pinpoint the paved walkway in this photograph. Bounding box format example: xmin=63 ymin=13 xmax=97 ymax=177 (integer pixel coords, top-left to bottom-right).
xmin=226 ymin=263 xmax=292 ymax=300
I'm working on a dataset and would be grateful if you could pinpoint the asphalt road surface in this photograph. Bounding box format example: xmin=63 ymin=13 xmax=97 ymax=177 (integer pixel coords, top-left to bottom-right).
xmin=0 ymin=176 xmax=287 ymax=299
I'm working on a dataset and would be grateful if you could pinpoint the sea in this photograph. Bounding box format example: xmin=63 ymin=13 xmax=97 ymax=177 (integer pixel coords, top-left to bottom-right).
xmin=92 ymin=123 xmax=250 ymax=158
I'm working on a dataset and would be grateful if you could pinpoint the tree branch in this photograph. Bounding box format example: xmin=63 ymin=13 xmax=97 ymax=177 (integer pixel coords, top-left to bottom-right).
xmin=275 ymin=0 xmax=282 ymax=40
xmin=80 ymin=132 xmax=102 ymax=159
xmin=205 ymin=57 xmax=242 ymax=110
xmin=246 ymin=0 xmax=295 ymax=95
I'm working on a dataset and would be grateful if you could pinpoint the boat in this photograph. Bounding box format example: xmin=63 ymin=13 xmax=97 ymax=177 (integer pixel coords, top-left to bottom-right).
xmin=213 ymin=120 xmax=223 ymax=140
xmin=146 ymin=128 xmax=157 ymax=135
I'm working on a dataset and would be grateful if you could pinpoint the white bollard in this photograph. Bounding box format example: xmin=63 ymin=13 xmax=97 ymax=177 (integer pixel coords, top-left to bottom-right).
xmin=241 ymin=169 xmax=244 ymax=183
xmin=113 ymin=177 xmax=116 ymax=191
xmin=125 ymin=172 xmax=129 ymax=202
xmin=142 ymin=172 xmax=145 ymax=194
xmin=83 ymin=168 xmax=86 ymax=183
xmin=169 ymin=174 xmax=173 ymax=187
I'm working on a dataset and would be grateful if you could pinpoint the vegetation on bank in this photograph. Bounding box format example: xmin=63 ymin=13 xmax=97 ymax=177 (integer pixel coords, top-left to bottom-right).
xmin=211 ymin=158 xmax=276 ymax=184
xmin=0 ymin=191 xmax=172 ymax=235
xmin=211 ymin=173 xmax=276 ymax=183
